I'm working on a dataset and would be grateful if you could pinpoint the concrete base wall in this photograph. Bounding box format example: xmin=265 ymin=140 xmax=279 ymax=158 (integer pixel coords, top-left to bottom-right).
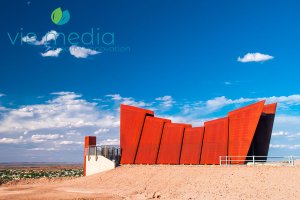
xmin=86 ymin=155 xmax=116 ymax=176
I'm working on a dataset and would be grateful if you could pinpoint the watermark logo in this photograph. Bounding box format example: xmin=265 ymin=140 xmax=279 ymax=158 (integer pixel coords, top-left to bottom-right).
xmin=6 ymin=6 xmax=131 ymax=54
xmin=51 ymin=7 xmax=70 ymax=25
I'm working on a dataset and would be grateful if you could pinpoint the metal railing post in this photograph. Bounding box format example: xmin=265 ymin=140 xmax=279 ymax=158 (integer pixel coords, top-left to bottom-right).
xmin=95 ymin=146 xmax=98 ymax=161
xmin=252 ymin=155 xmax=255 ymax=166
xmin=219 ymin=156 xmax=222 ymax=166
xmin=88 ymin=146 xmax=91 ymax=161
xmin=226 ymin=156 xmax=228 ymax=166
xmin=291 ymin=156 xmax=294 ymax=166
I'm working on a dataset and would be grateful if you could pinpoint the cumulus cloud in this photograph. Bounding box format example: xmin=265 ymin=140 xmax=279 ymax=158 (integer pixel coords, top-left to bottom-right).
xmin=41 ymin=48 xmax=63 ymax=57
xmin=272 ymin=131 xmax=289 ymax=136
xmin=269 ymin=144 xmax=288 ymax=149
xmin=31 ymin=134 xmax=64 ymax=143
xmin=196 ymin=96 xmax=252 ymax=113
xmin=22 ymin=30 xmax=59 ymax=46
xmin=183 ymin=94 xmax=300 ymax=115
xmin=22 ymin=35 xmax=38 ymax=44
xmin=0 ymin=136 xmax=24 ymax=144
xmin=1 ymin=92 xmax=300 ymax=161
xmin=106 ymin=94 xmax=152 ymax=108
xmin=58 ymin=141 xmax=83 ymax=145
xmin=270 ymin=144 xmax=300 ymax=149
xmin=69 ymin=45 xmax=100 ymax=58
xmin=106 ymin=94 xmax=122 ymax=101
xmin=155 ymin=96 xmax=175 ymax=109
xmin=94 ymin=128 xmax=109 ymax=135
xmin=65 ymin=130 xmax=81 ymax=136
xmin=257 ymin=95 xmax=300 ymax=109
xmin=238 ymin=52 xmax=274 ymax=63
xmin=29 ymin=147 xmax=58 ymax=151
xmin=1 ymin=93 xmax=300 ymax=136
xmin=0 ymin=92 xmax=119 ymax=134
xmin=99 ymin=139 xmax=120 ymax=145
xmin=39 ymin=30 xmax=59 ymax=45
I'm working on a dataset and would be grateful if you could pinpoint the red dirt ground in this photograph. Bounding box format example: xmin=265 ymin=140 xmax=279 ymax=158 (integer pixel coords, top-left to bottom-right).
xmin=1 ymin=165 xmax=300 ymax=200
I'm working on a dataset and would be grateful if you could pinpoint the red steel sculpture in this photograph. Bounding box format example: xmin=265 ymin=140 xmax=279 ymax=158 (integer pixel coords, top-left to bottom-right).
xmin=120 ymin=101 xmax=277 ymax=165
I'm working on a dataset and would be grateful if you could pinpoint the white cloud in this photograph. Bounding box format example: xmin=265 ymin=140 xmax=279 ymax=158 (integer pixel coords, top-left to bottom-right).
xmin=270 ymin=144 xmax=300 ymax=149
xmin=272 ymin=131 xmax=289 ymax=136
xmin=65 ymin=130 xmax=81 ymax=136
xmin=1 ymin=92 xmax=300 ymax=161
xmin=94 ymin=128 xmax=109 ymax=135
xmin=99 ymin=139 xmax=120 ymax=145
xmin=238 ymin=52 xmax=274 ymax=63
xmin=29 ymin=147 xmax=58 ymax=151
xmin=0 ymin=107 xmax=8 ymax=111
xmin=2 ymin=93 xmax=299 ymax=136
xmin=0 ymin=92 xmax=119 ymax=134
xmin=155 ymin=96 xmax=175 ymax=108
xmin=106 ymin=94 xmax=122 ymax=101
xmin=121 ymin=97 xmax=151 ymax=107
xmin=58 ymin=141 xmax=83 ymax=145
xmin=203 ymin=96 xmax=252 ymax=113
xmin=0 ymin=136 xmax=24 ymax=144
xmin=270 ymin=144 xmax=288 ymax=149
xmin=41 ymin=48 xmax=63 ymax=57
xmin=258 ymin=95 xmax=300 ymax=108
xmin=182 ymin=94 xmax=300 ymax=115
xmin=290 ymin=145 xmax=300 ymax=149
xmin=106 ymin=93 xmax=152 ymax=108
xmin=39 ymin=30 xmax=59 ymax=45
xmin=0 ymin=93 xmax=6 ymax=97
xmin=22 ymin=30 xmax=59 ymax=46
xmin=31 ymin=134 xmax=63 ymax=143
xmin=275 ymin=115 xmax=300 ymax=125
xmin=69 ymin=45 xmax=100 ymax=58
xmin=22 ymin=35 xmax=38 ymax=44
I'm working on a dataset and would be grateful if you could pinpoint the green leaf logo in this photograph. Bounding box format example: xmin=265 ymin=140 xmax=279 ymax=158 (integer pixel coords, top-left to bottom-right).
xmin=51 ymin=7 xmax=70 ymax=25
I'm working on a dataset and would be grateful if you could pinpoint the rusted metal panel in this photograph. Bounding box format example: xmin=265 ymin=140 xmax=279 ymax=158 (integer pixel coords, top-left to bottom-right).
xmin=228 ymin=101 xmax=265 ymax=164
xmin=120 ymin=104 xmax=154 ymax=164
xmin=200 ymin=117 xmax=228 ymax=165
xmin=263 ymin=103 xmax=277 ymax=114
xmin=135 ymin=116 xmax=171 ymax=164
xmin=157 ymin=123 xmax=191 ymax=164
xmin=180 ymin=127 xmax=204 ymax=165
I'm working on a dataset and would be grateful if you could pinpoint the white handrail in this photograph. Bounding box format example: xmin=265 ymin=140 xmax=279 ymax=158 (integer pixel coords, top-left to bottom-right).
xmin=219 ymin=155 xmax=299 ymax=166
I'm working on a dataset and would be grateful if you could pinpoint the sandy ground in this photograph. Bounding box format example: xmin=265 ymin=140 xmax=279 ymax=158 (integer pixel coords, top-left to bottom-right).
xmin=1 ymin=165 xmax=300 ymax=200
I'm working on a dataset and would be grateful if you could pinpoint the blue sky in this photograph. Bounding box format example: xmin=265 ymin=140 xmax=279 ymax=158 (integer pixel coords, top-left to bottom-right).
xmin=1 ymin=0 xmax=300 ymax=162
